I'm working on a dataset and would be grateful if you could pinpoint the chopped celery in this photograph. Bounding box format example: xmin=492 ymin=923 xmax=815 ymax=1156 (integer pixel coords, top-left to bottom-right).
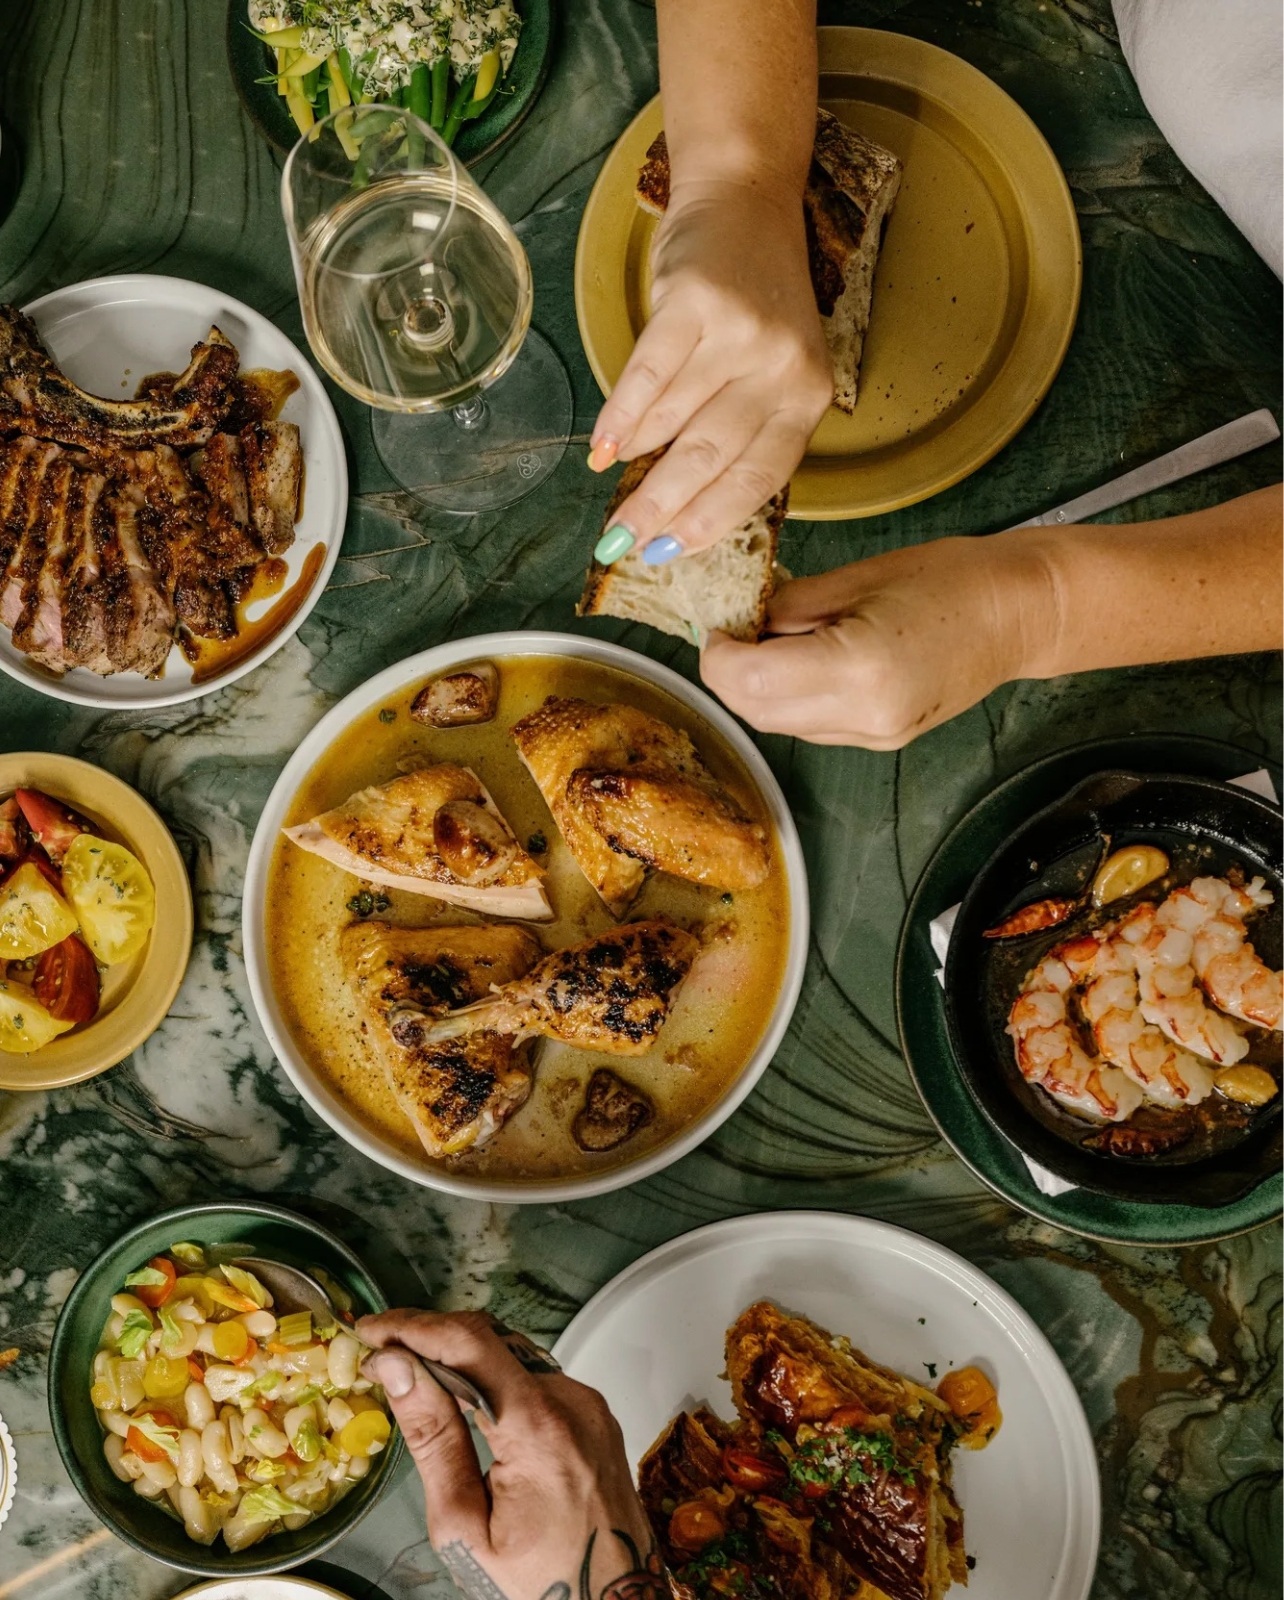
xmin=277 ymin=1310 xmax=312 ymax=1346
xmin=123 ymin=1266 xmax=168 ymax=1289
xmin=245 ymin=1457 xmax=288 ymax=1484
xmin=168 ymin=1242 xmax=206 ymax=1269
xmin=219 ymin=1264 xmax=271 ymax=1308
xmin=117 ymin=1310 xmax=153 ymax=1360
xmin=294 ymin=1417 xmax=323 ymax=1462
xmin=243 ymin=1369 xmax=281 ymax=1399
xmin=158 ymin=1306 xmax=185 ymax=1354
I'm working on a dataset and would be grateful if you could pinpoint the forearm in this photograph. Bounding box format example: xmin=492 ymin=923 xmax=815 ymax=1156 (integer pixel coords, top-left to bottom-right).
xmin=655 ymin=0 xmax=816 ymax=198
xmin=1014 ymin=486 xmax=1283 ymax=679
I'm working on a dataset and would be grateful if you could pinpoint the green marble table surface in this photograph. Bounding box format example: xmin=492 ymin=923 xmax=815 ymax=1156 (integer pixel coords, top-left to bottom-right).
xmin=0 ymin=1 xmax=1280 ymax=1596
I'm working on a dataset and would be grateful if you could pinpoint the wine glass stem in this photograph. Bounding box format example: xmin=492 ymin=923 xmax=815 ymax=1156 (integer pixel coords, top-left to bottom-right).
xmin=452 ymin=396 xmax=487 ymax=431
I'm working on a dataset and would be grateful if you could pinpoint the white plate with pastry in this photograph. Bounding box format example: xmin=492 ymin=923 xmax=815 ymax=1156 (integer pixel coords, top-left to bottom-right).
xmin=243 ymin=632 xmax=808 ymax=1202
xmin=555 ymin=1211 xmax=1100 ymax=1600
xmin=0 ymin=274 xmax=346 ymax=708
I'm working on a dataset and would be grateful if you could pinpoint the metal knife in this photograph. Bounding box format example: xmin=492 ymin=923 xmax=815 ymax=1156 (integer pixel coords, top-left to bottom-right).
xmin=1005 ymin=408 xmax=1280 ymax=530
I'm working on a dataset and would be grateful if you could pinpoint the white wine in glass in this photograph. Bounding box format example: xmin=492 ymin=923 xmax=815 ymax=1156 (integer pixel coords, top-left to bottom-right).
xmin=282 ymin=105 xmax=571 ymax=512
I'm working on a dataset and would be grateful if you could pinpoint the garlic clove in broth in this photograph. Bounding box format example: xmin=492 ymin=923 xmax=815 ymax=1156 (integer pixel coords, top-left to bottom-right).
xmin=1213 ymin=1064 xmax=1279 ymax=1107
xmin=1091 ymin=844 xmax=1169 ymax=908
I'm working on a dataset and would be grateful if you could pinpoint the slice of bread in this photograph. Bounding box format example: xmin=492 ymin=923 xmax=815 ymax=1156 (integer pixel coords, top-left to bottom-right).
xmin=633 ymin=112 xmax=902 ymax=413
xmin=577 ymin=450 xmax=788 ymax=644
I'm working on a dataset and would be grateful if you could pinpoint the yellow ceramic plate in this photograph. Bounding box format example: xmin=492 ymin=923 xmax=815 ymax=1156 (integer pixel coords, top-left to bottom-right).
xmin=0 ymin=754 xmax=192 ymax=1091
xmin=574 ymin=27 xmax=1082 ymax=520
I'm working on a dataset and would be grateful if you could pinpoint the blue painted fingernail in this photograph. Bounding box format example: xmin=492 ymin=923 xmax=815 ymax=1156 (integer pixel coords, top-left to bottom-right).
xmin=594 ymin=524 xmax=635 ymax=565
xmin=643 ymin=534 xmax=684 ymax=566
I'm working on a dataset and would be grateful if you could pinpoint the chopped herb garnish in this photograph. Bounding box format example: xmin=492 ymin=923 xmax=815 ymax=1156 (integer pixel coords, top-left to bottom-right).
xmin=923 ymin=1362 xmax=938 ymax=1379
xmin=720 ymin=892 xmax=734 ymax=904
xmin=526 ymin=831 xmax=547 ymax=855
xmin=771 ymin=1425 xmax=917 ymax=1495
xmin=378 ymin=708 xmax=396 ymax=723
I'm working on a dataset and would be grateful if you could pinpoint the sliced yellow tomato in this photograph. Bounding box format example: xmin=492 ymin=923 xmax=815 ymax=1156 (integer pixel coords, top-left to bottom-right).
xmin=0 ymin=862 xmax=79 ymax=959
xmin=60 ymin=835 xmax=156 ymax=966
xmin=0 ymin=979 xmax=73 ymax=1053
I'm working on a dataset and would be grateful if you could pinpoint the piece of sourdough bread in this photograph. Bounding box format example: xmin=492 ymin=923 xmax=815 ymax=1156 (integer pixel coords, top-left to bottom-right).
xmin=577 ymin=451 xmax=787 ymax=645
xmin=634 ymin=109 xmax=902 ymax=412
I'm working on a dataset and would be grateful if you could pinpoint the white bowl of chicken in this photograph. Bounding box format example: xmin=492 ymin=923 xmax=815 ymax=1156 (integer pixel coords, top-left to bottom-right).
xmin=0 ymin=274 xmax=346 ymax=708
xmin=242 ymin=633 xmax=809 ymax=1201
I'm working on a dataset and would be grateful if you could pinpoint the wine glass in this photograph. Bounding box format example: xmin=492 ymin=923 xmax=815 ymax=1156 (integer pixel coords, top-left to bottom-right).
xmin=281 ymin=105 xmax=571 ymax=513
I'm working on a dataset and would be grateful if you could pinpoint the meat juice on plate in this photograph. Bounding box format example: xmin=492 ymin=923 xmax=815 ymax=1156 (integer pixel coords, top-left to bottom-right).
xmin=265 ymin=656 xmax=792 ymax=1180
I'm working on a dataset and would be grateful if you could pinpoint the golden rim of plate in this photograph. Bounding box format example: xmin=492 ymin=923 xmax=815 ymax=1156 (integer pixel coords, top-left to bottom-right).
xmin=0 ymin=753 xmax=193 ymax=1092
xmin=574 ymin=26 xmax=1082 ymax=520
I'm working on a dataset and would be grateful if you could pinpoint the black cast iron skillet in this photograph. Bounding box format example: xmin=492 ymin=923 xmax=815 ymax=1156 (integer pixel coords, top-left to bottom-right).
xmin=943 ymin=770 xmax=1282 ymax=1206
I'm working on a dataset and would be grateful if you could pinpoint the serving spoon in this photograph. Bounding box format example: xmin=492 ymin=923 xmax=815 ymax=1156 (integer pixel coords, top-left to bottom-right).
xmin=235 ymin=1256 xmax=560 ymax=1426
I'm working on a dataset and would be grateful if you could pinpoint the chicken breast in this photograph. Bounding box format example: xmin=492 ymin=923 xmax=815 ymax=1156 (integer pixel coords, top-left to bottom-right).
xmin=419 ymin=919 xmax=700 ymax=1057
xmin=285 ymin=764 xmax=552 ymax=920
xmin=341 ymin=920 xmax=542 ymax=1157
xmin=511 ymin=696 xmax=769 ymax=910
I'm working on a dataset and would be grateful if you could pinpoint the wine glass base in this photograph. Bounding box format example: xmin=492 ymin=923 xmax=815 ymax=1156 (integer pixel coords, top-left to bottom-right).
xmin=372 ymin=329 xmax=573 ymax=513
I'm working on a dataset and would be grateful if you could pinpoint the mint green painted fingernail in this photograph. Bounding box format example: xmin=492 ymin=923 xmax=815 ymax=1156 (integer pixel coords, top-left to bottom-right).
xmin=594 ymin=524 xmax=635 ymax=565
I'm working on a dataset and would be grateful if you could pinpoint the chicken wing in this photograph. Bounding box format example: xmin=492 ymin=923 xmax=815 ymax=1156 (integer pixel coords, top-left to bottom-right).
xmin=341 ymin=920 xmax=542 ymax=1157
xmin=511 ymin=696 xmax=767 ymax=912
xmin=420 ymin=919 xmax=700 ymax=1056
xmin=285 ymin=764 xmax=551 ymax=920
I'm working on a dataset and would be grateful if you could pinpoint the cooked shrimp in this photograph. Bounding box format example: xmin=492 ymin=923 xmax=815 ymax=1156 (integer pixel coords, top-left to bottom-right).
xmin=1080 ymin=971 xmax=1214 ymax=1108
xmin=1006 ymin=949 xmax=1144 ymax=1122
xmin=1184 ymin=875 xmax=1282 ymax=1030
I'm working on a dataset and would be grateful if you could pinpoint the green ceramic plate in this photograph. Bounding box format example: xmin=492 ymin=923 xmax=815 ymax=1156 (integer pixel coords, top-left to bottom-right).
xmin=48 ymin=1201 xmax=405 ymax=1577
xmin=896 ymin=735 xmax=1284 ymax=1247
xmin=226 ymin=0 xmax=554 ymax=167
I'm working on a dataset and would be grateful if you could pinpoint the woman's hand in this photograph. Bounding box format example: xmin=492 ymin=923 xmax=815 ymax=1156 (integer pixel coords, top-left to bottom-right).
xmin=699 ymin=535 xmax=1053 ymax=747
xmin=359 ymin=1309 xmax=665 ymax=1600
xmin=590 ymin=179 xmax=832 ymax=568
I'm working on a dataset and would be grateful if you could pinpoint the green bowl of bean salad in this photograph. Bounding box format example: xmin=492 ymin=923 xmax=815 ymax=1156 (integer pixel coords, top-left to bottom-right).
xmin=48 ymin=1200 xmax=404 ymax=1577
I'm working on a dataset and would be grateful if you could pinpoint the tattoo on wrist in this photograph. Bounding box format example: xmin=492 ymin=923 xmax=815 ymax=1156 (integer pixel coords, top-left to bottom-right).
xmin=436 ymin=1531 xmax=668 ymax=1600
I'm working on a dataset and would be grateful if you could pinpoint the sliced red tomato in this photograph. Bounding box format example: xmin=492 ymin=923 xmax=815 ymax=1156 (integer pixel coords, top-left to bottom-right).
xmin=14 ymin=788 xmax=91 ymax=867
xmin=820 ymin=1402 xmax=876 ymax=1434
xmin=33 ymin=934 xmax=101 ymax=1024
xmin=0 ymin=798 xmax=25 ymax=862
xmin=133 ymin=1256 xmax=177 ymax=1309
xmin=721 ymin=1446 xmax=786 ymax=1492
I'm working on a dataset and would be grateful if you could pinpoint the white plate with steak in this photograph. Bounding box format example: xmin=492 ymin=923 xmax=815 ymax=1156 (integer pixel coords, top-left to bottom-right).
xmin=0 ymin=274 xmax=346 ymax=708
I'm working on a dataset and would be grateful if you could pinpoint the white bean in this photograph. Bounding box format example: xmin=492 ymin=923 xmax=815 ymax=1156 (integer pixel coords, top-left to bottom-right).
xmin=327 ymin=1332 xmax=360 ymax=1391
xmin=139 ymin=1458 xmax=177 ymax=1490
xmin=117 ymin=1451 xmax=147 ymax=1482
xmin=177 ymin=1428 xmax=203 ymax=1488
xmin=92 ymin=1350 xmax=113 ymax=1383
xmin=223 ymin=1507 xmax=273 ymax=1553
xmin=240 ymin=1309 xmax=277 ymax=1340
xmin=349 ymin=1376 xmax=373 ymax=1394
xmin=243 ymin=1406 xmax=289 ymax=1459
xmin=103 ymin=1434 xmax=132 ymax=1482
xmin=346 ymin=1452 xmax=370 ymax=1480
xmin=326 ymin=1397 xmax=354 ymax=1432
xmin=110 ymin=1292 xmax=149 ymax=1317
xmin=133 ymin=1474 xmax=165 ymax=1499
xmin=201 ymin=1419 xmax=238 ymax=1495
xmin=282 ymin=1404 xmax=315 ymax=1448
xmin=223 ymin=1406 xmax=246 ymax=1465
xmin=165 ymin=1483 xmax=184 ymax=1517
xmin=184 ymin=1382 xmax=216 ymax=1430
xmin=203 ymin=1364 xmax=255 ymax=1404
xmin=172 ymin=1298 xmax=204 ymax=1323
xmin=194 ymin=1324 xmax=219 ymax=1356
xmin=282 ymin=1510 xmax=311 ymax=1531
xmin=117 ymin=1366 xmax=145 ymax=1412
xmin=276 ymin=1372 xmax=313 ymax=1404
xmin=98 ymin=1408 xmax=131 ymax=1438
xmin=162 ymin=1321 xmax=200 ymax=1358
xmin=102 ymin=1312 xmax=125 ymax=1345
xmin=178 ymin=1484 xmax=220 ymax=1546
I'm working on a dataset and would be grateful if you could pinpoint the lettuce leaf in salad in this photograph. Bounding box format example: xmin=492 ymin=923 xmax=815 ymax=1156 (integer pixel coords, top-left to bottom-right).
xmin=130 ymin=1412 xmax=181 ymax=1461
xmin=244 ymin=1457 xmax=288 ymax=1484
xmin=219 ymin=1263 xmax=271 ymax=1307
xmin=239 ymin=1484 xmax=310 ymax=1523
xmin=117 ymin=1310 xmax=154 ymax=1360
xmin=123 ymin=1266 xmax=169 ymax=1289
xmin=168 ymin=1242 xmax=206 ymax=1269
xmin=158 ymin=1306 xmax=186 ymax=1354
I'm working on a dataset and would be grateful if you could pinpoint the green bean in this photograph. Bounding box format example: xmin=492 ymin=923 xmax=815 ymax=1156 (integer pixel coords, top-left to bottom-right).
xmin=430 ymin=57 xmax=449 ymax=129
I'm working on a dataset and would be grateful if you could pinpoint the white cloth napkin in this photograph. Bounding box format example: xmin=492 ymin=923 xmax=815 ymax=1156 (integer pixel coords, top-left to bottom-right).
xmin=930 ymin=769 xmax=1279 ymax=1198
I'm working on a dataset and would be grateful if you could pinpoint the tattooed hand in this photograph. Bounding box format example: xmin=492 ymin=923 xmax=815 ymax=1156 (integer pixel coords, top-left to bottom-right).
xmin=358 ymin=1309 xmax=668 ymax=1600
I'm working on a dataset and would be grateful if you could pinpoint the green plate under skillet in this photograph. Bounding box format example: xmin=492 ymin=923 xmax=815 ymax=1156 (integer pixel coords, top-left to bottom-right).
xmin=895 ymin=735 xmax=1284 ymax=1247
xmin=48 ymin=1201 xmax=405 ymax=1578
xmin=226 ymin=0 xmax=554 ymax=167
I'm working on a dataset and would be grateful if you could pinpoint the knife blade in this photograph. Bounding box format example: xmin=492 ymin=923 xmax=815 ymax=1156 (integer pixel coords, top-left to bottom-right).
xmin=1005 ymin=408 xmax=1280 ymax=531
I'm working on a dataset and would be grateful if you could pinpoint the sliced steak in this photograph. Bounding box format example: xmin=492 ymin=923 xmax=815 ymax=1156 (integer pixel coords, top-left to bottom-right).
xmin=0 ymin=440 xmax=61 ymax=629
xmin=103 ymin=480 xmax=176 ymax=676
xmin=0 ymin=307 xmax=239 ymax=449
xmin=241 ymin=420 xmax=301 ymax=555
xmin=11 ymin=454 xmax=78 ymax=665
xmin=60 ymin=465 xmax=115 ymax=673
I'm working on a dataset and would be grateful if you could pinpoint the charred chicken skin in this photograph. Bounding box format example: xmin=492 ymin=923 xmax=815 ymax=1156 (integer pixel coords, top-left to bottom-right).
xmin=419 ymin=918 xmax=699 ymax=1056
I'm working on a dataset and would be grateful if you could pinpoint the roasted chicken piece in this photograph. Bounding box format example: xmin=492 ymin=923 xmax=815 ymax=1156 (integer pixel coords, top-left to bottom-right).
xmin=420 ymin=919 xmax=699 ymax=1056
xmin=511 ymin=696 xmax=768 ymax=914
xmin=571 ymin=1067 xmax=655 ymax=1152
xmin=285 ymin=764 xmax=551 ymax=920
xmin=567 ymin=767 xmax=770 ymax=891
xmin=341 ymin=921 xmax=542 ymax=1157
xmin=0 ymin=309 xmax=238 ymax=449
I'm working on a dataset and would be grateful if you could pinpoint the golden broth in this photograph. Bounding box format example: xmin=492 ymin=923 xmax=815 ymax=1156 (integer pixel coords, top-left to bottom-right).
xmin=265 ymin=654 xmax=792 ymax=1184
